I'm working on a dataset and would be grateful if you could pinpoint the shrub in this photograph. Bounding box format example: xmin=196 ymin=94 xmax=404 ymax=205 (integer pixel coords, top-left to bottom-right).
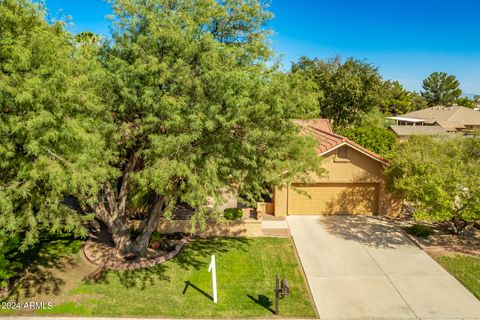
xmin=149 ymin=231 xmax=165 ymax=245
xmin=224 ymin=208 xmax=243 ymax=221
xmin=406 ymin=224 xmax=434 ymax=238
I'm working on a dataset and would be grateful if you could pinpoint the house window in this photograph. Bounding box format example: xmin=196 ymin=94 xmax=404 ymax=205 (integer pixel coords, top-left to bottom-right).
xmin=336 ymin=146 xmax=349 ymax=161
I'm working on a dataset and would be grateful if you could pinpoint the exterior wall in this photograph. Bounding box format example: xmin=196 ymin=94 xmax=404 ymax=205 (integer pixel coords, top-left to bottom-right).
xmin=265 ymin=202 xmax=274 ymax=214
xmin=272 ymin=145 xmax=402 ymax=217
xmin=130 ymin=218 xmax=262 ymax=237
xmin=318 ymin=147 xmax=384 ymax=183
xmin=273 ymin=186 xmax=288 ymax=217
xmin=465 ymin=125 xmax=480 ymax=131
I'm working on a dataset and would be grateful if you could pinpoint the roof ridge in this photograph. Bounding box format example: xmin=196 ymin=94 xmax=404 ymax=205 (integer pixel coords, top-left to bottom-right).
xmin=306 ymin=125 xmax=347 ymax=140
xmin=304 ymin=124 xmax=386 ymax=164
xmin=446 ymin=105 xmax=462 ymax=121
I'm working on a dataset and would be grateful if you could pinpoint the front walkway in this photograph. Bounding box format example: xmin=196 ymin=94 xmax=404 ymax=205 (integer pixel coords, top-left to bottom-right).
xmin=287 ymin=215 xmax=480 ymax=319
xmin=261 ymin=217 xmax=290 ymax=237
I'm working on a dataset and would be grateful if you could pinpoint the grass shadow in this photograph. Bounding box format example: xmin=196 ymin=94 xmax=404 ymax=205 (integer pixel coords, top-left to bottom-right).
xmin=84 ymin=263 xmax=170 ymax=291
xmin=173 ymin=237 xmax=251 ymax=271
xmin=6 ymin=233 xmax=83 ymax=300
xmin=247 ymin=294 xmax=275 ymax=314
xmin=83 ymin=237 xmax=251 ymax=290
xmin=182 ymin=280 xmax=213 ymax=301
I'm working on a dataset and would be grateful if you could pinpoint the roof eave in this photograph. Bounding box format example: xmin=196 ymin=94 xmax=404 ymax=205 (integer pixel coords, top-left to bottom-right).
xmin=318 ymin=141 xmax=388 ymax=165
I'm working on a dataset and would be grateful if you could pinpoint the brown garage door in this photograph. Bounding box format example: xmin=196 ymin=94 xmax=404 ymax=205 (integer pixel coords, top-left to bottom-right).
xmin=288 ymin=183 xmax=379 ymax=215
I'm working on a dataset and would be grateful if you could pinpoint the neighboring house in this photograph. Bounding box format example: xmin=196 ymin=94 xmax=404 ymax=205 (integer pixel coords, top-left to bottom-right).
xmin=262 ymin=119 xmax=401 ymax=217
xmin=386 ymin=105 xmax=480 ymax=134
xmin=388 ymin=125 xmax=446 ymax=140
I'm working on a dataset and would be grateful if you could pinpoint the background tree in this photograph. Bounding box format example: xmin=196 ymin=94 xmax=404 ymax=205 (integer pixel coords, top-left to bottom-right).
xmin=0 ymin=0 xmax=114 ymax=250
xmin=341 ymin=126 xmax=396 ymax=157
xmin=380 ymin=80 xmax=427 ymax=115
xmin=421 ymin=72 xmax=462 ymax=106
xmin=292 ymin=56 xmax=383 ymax=128
xmin=474 ymin=95 xmax=480 ymax=105
xmin=355 ymin=107 xmax=392 ymax=129
xmin=455 ymin=96 xmax=476 ymax=109
xmin=386 ymin=135 xmax=480 ymax=234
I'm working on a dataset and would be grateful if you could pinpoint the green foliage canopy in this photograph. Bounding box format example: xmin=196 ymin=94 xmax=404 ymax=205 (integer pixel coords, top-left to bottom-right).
xmin=291 ymin=56 xmax=384 ymax=128
xmin=0 ymin=0 xmax=114 ymax=249
xmin=456 ymin=97 xmax=476 ymax=109
xmin=386 ymin=135 xmax=480 ymax=233
xmin=380 ymin=80 xmax=427 ymax=115
xmin=421 ymin=72 xmax=462 ymax=106
xmin=341 ymin=126 xmax=396 ymax=157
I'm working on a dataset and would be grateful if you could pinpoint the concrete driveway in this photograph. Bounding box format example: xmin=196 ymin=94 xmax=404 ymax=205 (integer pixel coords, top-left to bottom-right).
xmin=287 ymin=215 xmax=480 ymax=319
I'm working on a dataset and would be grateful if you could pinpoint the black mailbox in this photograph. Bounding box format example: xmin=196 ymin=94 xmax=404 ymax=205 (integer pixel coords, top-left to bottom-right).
xmin=281 ymin=278 xmax=290 ymax=298
xmin=275 ymin=273 xmax=290 ymax=315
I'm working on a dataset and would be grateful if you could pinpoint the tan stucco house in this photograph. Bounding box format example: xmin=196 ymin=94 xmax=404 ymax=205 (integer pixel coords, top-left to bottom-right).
xmin=263 ymin=119 xmax=401 ymax=217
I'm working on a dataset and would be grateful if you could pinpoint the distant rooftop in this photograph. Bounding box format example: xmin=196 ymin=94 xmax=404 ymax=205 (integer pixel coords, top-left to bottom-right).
xmin=385 ymin=116 xmax=425 ymax=123
xmin=389 ymin=125 xmax=446 ymax=137
xmin=396 ymin=105 xmax=480 ymax=125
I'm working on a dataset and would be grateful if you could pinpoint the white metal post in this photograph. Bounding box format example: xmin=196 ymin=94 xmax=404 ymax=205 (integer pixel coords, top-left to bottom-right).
xmin=208 ymin=255 xmax=218 ymax=303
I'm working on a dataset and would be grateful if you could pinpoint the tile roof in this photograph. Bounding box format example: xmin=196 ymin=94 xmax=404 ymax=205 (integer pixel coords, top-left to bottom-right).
xmin=389 ymin=125 xmax=447 ymax=136
xmin=295 ymin=119 xmax=387 ymax=164
xmin=294 ymin=119 xmax=333 ymax=133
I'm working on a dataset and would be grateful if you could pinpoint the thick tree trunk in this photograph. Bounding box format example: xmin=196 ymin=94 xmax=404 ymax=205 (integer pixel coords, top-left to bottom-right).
xmin=91 ymin=182 xmax=134 ymax=255
xmin=129 ymin=196 xmax=167 ymax=254
xmin=90 ymin=154 xmax=141 ymax=255
xmin=109 ymin=216 xmax=134 ymax=254
xmin=93 ymin=193 xmax=169 ymax=256
xmin=90 ymin=153 xmax=178 ymax=257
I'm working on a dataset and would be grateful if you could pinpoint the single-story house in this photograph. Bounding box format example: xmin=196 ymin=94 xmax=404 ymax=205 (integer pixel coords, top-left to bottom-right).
xmin=386 ymin=105 xmax=480 ymax=134
xmin=388 ymin=125 xmax=447 ymax=140
xmin=262 ymin=119 xmax=402 ymax=217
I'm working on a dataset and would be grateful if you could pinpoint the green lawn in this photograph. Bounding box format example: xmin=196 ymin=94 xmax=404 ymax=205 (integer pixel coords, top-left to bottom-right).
xmin=2 ymin=237 xmax=317 ymax=318
xmin=436 ymin=254 xmax=480 ymax=300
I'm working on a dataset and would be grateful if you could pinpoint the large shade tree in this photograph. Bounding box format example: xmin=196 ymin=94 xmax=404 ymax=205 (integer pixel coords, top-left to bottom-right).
xmin=291 ymin=56 xmax=384 ymax=128
xmin=1 ymin=0 xmax=323 ymax=256
xmin=421 ymin=72 xmax=462 ymax=106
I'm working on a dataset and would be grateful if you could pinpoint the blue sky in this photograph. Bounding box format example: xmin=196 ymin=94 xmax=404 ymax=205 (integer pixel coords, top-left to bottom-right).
xmin=45 ymin=0 xmax=480 ymax=94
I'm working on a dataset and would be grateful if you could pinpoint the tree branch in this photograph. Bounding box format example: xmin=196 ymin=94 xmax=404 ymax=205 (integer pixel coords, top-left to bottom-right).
xmin=117 ymin=152 xmax=139 ymax=214
xmin=104 ymin=180 xmax=118 ymax=215
xmin=90 ymin=191 xmax=110 ymax=222
xmin=43 ymin=147 xmax=69 ymax=163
